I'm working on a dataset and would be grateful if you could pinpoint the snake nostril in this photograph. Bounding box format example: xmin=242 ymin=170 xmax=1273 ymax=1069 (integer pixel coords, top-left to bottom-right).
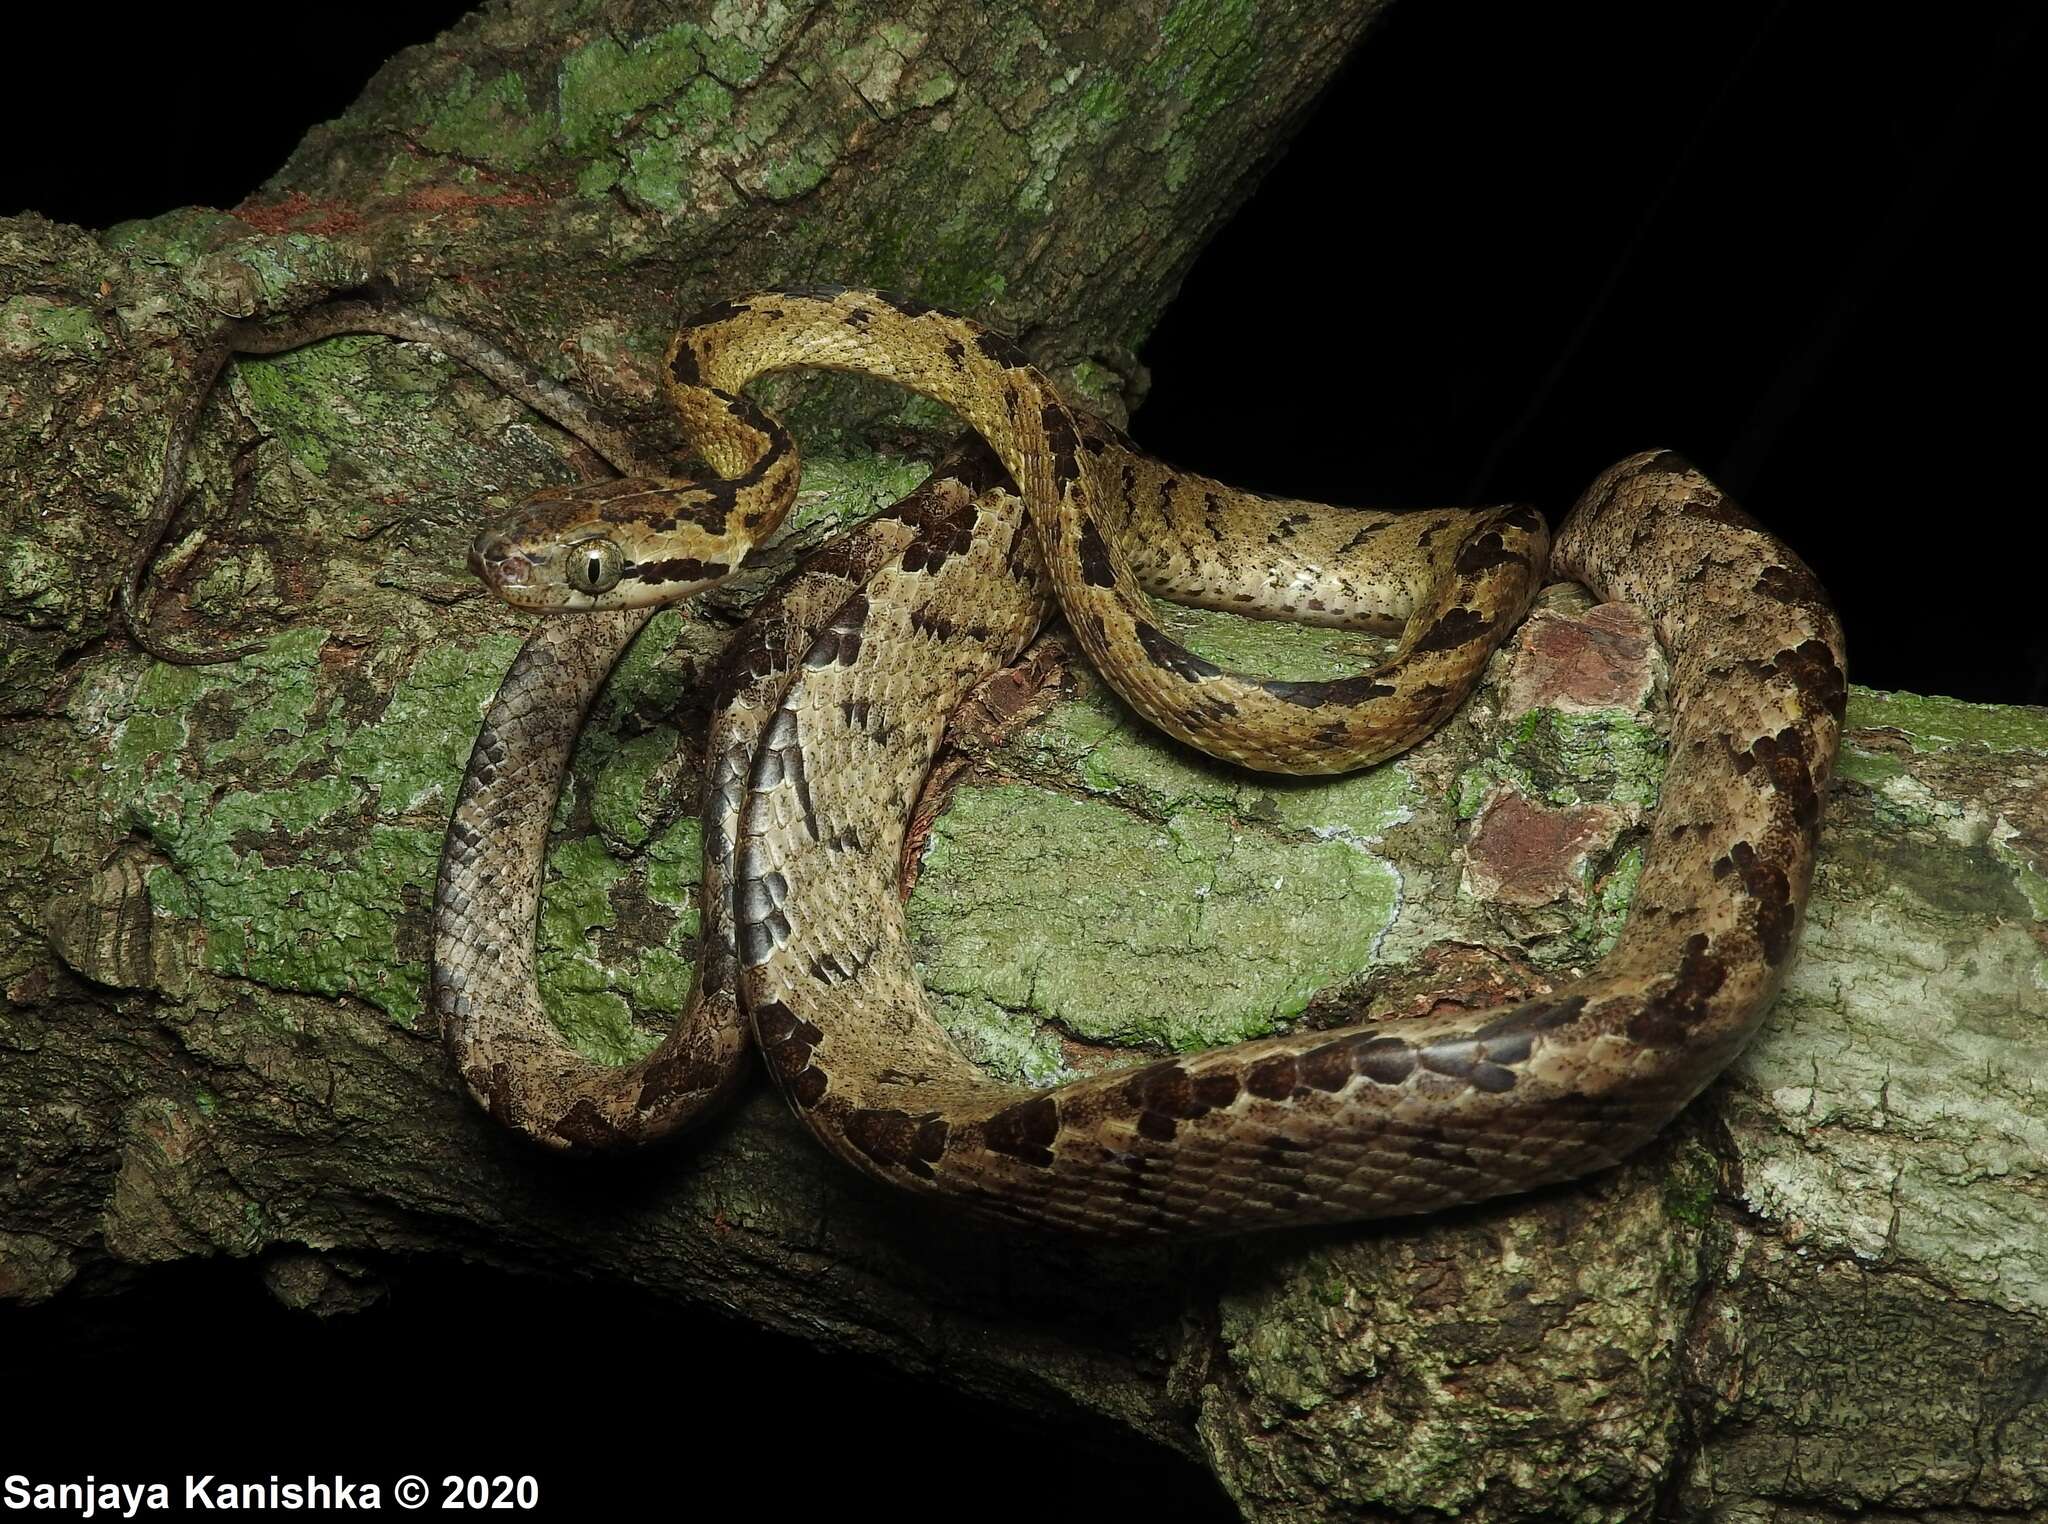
xmin=469 ymin=533 xmax=532 ymax=588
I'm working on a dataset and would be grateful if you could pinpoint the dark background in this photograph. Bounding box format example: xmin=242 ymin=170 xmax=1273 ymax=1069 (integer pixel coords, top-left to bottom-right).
xmin=1141 ymin=0 xmax=2043 ymax=706
xmin=5 ymin=1 xmax=2038 ymax=1516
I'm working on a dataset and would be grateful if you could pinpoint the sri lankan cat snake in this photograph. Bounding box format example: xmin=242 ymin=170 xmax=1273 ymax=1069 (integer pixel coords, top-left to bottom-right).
xmin=151 ymin=287 xmax=1846 ymax=1237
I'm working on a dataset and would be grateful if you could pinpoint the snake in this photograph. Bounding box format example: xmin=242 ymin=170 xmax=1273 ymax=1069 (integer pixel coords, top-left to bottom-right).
xmin=409 ymin=286 xmax=1847 ymax=1236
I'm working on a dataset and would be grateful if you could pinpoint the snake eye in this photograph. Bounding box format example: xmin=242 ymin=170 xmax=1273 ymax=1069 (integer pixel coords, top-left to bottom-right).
xmin=567 ymin=539 xmax=624 ymax=595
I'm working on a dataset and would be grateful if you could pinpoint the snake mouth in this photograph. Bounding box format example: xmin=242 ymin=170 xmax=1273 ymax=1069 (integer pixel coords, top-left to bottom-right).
xmin=469 ymin=531 xmax=535 ymax=597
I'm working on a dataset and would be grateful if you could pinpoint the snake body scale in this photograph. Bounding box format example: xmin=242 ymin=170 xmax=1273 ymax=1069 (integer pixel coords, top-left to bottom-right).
xmin=416 ymin=286 xmax=1845 ymax=1237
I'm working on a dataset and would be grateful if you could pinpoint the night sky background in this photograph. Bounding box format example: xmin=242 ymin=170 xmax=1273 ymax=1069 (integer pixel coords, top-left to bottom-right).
xmin=6 ymin=2 xmax=2038 ymax=1516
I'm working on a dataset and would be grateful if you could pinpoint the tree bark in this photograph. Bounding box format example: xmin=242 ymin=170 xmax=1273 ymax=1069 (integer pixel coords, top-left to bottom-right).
xmin=4 ymin=3 xmax=2044 ymax=1520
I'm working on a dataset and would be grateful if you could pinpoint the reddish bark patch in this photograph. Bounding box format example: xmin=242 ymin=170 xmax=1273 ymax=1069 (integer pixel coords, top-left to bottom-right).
xmin=234 ymin=192 xmax=365 ymax=236
xmin=1504 ymin=604 xmax=1655 ymax=717
xmin=1464 ymin=788 xmax=1623 ymax=907
xmin=1362 ymin=940 xmax=1550 ymax=1022
xmin=236 ymin=185 xmax=546 ymax=237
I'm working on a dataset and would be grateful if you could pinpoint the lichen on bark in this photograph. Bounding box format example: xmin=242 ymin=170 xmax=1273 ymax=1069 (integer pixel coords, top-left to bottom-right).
xmin=3 ymin=3 xmax=2043 ymax=1521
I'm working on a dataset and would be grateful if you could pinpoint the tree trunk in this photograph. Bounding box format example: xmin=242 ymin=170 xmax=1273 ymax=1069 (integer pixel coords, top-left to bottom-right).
xmin=4 ymin=3 xmax=2043 ymax=1520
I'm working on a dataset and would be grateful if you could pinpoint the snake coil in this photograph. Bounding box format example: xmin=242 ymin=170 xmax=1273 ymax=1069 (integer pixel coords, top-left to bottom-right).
xmin=418 ymin=287 xmax=1845 ymax=1237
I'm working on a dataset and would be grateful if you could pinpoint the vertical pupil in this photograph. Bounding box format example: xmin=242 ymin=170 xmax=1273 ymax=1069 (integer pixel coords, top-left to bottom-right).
xmin=586 ymin=552 xmax=602 ymax=583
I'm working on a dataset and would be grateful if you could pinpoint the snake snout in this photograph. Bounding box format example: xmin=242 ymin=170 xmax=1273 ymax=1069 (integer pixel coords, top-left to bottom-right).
xmin=469 ymin=531 xmax=532 ymax=590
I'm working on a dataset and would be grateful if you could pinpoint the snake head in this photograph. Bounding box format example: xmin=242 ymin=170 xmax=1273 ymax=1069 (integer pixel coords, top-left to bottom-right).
xmin=469 ymin=479 xmax=741 ymax=611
